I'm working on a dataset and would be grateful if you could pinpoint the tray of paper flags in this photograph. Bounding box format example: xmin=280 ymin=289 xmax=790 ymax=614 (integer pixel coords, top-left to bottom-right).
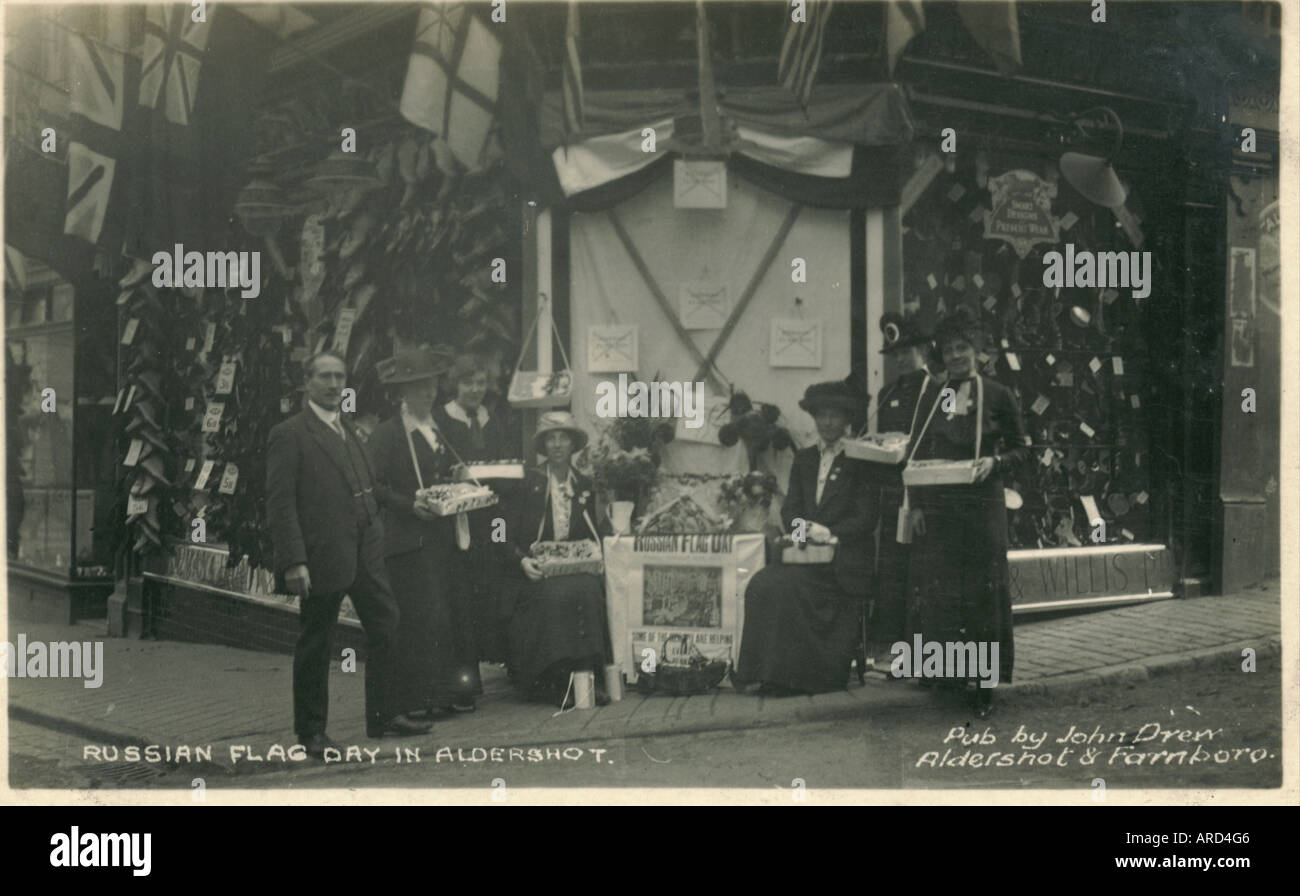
xmin=530 ymin=539 xmax=604 ymax=578
xmin=416 ymin=483 xmax=499 ymax=516
xmin=902 ymin=458 xmax=982 ymax=487
xmin=779 ymin=534 xmax=838 ymax=565
xmin=843 ymin=432 xmax=911 ymax=465
xmin=456 ymin=459 xmax=527 ymax=481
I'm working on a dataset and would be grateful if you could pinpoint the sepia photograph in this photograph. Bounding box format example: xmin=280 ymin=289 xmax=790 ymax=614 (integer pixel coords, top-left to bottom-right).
xmin=1 ymin=0 xmax=1291 ymax=809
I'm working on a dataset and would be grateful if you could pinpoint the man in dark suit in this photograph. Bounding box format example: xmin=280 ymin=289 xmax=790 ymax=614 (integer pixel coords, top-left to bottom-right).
xmin=266 ymin=349 xmax=431 ymax=757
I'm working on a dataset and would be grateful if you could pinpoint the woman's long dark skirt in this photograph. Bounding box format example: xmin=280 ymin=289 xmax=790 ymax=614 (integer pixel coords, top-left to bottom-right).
xmin=904 ymin=477 xmax=1015 ymax=684
xmin=736 ymin=564 xmax=859 ymax=693
xmin=386 ymin=543 xmax=483 ymax=711
xmin=505 ymin=573 xmax=610 ymax=697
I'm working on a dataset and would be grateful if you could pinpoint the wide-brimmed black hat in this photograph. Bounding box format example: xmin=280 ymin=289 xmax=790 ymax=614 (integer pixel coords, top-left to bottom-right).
xmin=376 ymin=345 xmax=456 ymax=384
xmin=798 ymin=380 xmax=866 ymax=415
xmin=879 ymin=312 xmax=933 ymax=353
xmin=934 ymin=305 xmax=986 ymax=350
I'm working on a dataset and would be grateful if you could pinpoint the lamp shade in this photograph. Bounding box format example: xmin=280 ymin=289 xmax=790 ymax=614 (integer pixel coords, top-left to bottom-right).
xmin=1059 ymin=151 xmax=1128 ymax=209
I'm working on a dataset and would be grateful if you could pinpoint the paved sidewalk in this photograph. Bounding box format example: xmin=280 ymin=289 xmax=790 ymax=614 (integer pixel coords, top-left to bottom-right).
xmin=6 ymin=580 xmax=1280 ymax=775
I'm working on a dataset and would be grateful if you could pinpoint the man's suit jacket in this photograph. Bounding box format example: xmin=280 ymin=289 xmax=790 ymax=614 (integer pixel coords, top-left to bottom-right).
xmin=265 ymin=408 xmax=387 ymax=595
xmin=502 ymin=465 xmax=605 ymax=573
xmin=781 ymin=445 xmax=876 ymax=596
xmin=365 ymin=413 xmax=457 ymax=558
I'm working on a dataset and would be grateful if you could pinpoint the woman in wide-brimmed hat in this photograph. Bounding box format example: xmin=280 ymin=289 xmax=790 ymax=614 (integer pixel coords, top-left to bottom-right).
xmin=732 ymin=378 xmax=876 ymax=696
xmin=900 ymin=306 xmax=1028 ymax=715
xmin=499 ymin=411 xmax=612 ymax=707
xmin=365 ymin=345 xmax=483 ymax=721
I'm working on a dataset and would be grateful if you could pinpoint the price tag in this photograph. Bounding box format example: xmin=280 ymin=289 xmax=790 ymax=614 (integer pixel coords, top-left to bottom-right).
xmin=332 ymin=307 xmax=357 ymax=354
xmin=1112 ymin=356 xmax=1125 ymax=375
xmin=1089 ymin=357 xmax=1102 ymax=374
xmin=121 ymin=318 xmax=140 ymax=346
xmin=947 ymin=184 xmax=966 ymax=202
xmin=982 ymin=296 xmax=996 ymax=311
xmin=116 ymin=289 xmax=132 ymax=306
xmin=280 ymin=397 xmax=293 ymax=414
xmin=1030 ymin=395 xmax=1050 ymax=416
xmin=193 ymin=459 xmax=216 ymax=491
xmin=1045 ymin=353 xmax=1056 ymax=366
xmin=127 ymin=495 xmax=149 ymax=516
xmin=1130 ymin=394 xmax=1141 ymax=409
xmin=203 ymin=321 xmax=217 ymax=354
xmin=185 ymin=336 xmax=197 ymax=351
xmin=1080 ymin=495 xmax=1103 ymax=526
xmin=1057 ymin=370 xmax=1074 ymax=388
xmin=279 ymin=326 xmax=293 ymax=345
xmin=1079 ymin=421 xmax=1096 ymax=438
xmin=972 ymin=273 xmax=985 ymax=289
xmin=1121 ymin=528 xmax=1135 ymax=541
xmin=124 ymin=438 xmax=144 ymax=467
xmin=1059 ymin=211 xmax=1079 ymax=231
xmin=1041 ymin=448 xmax=1054 ymax=467
xmin=1005 ymin=352 xmax=1021 ymax=371
xmin=113 ymin=388 xmax=125 ymax=415
xmin=1135 ymin=491 xmax=1149 ymax=505
xmin=185 ymin=396 xmax=195 ymax=411
xmin=202 ymin=402 xmax=225 ymax=433
xmin=926 ymin=273 xmax=938 ymax=291
xmin=215 ymin=359 xmax=237 ymax=395
xmin=217 ymin=463 xmax=239 ymax=495
xmin=122 ymin=384 xmax=137 ymax=413
xmin=184 ymin=458 xmax=196 ymax=473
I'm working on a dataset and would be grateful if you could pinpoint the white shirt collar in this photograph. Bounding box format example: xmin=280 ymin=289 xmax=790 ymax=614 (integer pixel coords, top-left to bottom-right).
xmin=443 ymin=399 xmax=489 ymax=428
xmin=817 ymin=437 xmax=844 ymax=456
xmin=307 ymin=398 xmax=340 ymax=427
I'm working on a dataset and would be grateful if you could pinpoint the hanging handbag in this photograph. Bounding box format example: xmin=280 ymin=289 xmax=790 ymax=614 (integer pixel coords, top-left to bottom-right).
xmin=636 ymin=634 xmax=730 ymax=696
xmin=508 ymin=294 xmax=574 ymax=408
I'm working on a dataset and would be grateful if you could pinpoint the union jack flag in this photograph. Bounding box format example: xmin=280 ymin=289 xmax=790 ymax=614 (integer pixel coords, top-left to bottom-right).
xmin=139 ymin=5 xmax=211 ymax=126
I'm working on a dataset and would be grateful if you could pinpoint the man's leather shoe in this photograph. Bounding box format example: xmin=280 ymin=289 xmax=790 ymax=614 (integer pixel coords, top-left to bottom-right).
xmin=367 ymin=713 xmax=434 ymax=738
xmin=301 ymin=733 xmax=341 ymax=758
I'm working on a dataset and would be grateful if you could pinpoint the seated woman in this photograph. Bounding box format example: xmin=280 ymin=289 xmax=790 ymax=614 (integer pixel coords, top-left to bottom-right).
xmin=433 ymin=351 xmax=516 ymax=665
xmin=500 ymin=411 xmax=612 ymax=708
xmin=733 ymin=381 xmax=875 ymax=695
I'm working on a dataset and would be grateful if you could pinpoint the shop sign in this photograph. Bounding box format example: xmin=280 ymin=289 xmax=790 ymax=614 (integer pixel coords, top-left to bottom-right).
xmin=1009 ymin=543 xmax=1174 ymax=612
xmin=982 ymin=170 xmax=1059 ymax=259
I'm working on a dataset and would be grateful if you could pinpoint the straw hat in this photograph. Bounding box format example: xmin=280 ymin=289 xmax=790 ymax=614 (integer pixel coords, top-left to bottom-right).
xmin=533 ymin=410 xmax=589 ymax=455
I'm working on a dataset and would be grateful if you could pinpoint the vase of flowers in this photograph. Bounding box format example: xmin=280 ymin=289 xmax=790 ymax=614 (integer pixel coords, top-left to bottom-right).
xmin=584 ymin=417 xmax=674 ymax=518
xmin=717 ymin=471 xmax=780 ymax=533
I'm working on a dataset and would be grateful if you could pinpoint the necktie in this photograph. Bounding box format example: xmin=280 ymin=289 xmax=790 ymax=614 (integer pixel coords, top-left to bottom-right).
xmin=468 ymin=413 xmax=485 ymax=455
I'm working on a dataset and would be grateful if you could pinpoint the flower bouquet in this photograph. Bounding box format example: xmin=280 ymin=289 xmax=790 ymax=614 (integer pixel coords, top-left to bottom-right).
xmin=585 ymin=417 xmax=673 ymax=502
xmin=717 ymin=471 xmax=780 ymax=533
